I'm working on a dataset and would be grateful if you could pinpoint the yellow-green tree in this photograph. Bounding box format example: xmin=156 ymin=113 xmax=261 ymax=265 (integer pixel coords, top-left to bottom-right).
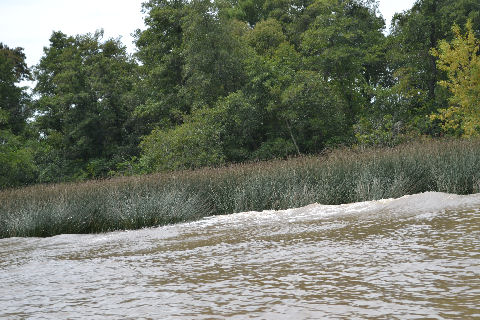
xmin=430 ymin=20 xmax=480 ymax=137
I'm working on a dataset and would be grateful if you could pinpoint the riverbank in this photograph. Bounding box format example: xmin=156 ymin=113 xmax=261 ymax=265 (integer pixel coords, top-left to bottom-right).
xmin=1 ymin=138 xmax=480 ymax=238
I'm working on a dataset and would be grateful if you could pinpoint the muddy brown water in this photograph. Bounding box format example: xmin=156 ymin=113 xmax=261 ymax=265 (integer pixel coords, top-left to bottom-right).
xmin=1 ymin=192 xmax=479 ymax=319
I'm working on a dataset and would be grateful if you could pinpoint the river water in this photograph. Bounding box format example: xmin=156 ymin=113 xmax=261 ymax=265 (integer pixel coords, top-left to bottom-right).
xmin=1 ymin=192 xmax=479 ymax=319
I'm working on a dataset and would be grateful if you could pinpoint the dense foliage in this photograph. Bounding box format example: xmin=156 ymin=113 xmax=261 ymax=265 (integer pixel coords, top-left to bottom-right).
xmin=430 ymin=20 xmax=480 ymax=136
xmin=0 ymin=44 xmax=37 ymax=188
xmin=1 ymin=0 xmax=480 ymax=188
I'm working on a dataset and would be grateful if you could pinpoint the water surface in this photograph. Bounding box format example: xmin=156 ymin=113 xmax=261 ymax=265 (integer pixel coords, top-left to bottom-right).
xmin=1 ymin=192 xmax=479 ymax=319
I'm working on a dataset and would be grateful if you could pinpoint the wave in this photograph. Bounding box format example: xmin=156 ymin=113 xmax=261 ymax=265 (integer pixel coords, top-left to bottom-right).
xmin=199 ymin=192 xmax=480 ymax=227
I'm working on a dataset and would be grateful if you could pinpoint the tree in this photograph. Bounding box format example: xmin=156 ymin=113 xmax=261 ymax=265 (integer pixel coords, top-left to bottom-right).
xmin=301 ymin=0 xmax=386 ymax=127
xmin=34 ymin=31 xmax=138 ymax=181
xmin=246 ymin=18 xmax=286 ymax=56
xmin=241 ymin=26 xmax=304 ymax=158
xmin=134 ymin=0 xmax=189 ymax=129
xmin=229 ymin=0 xmax=268 ymax=27
xmin=388 ymin=0 xmax=480 ymax=131
xmin=0 ymin=127 xmax=37 ymax=189
xmin=0 ymin=43 xmax=31 ymax=135
xmin=139 ymin=107 xmax=225 ymax=171
xmin=277 ymin=71 xmax=349 ymax=152
xmin=0 ymin=43 xmax=37 ymax=188
xmin=180 ymin=0 xmax=249 ymax=109
xmin=134 ymin=0 xmax=249 ymax=127
xmin=217 ymin=90 xmax=266 ymax=161
xmin=430 ymin=20 xmax=480 ymax=136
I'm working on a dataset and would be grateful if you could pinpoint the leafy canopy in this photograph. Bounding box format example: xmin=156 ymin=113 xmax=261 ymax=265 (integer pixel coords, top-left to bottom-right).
xmin=430 ymin=20 xmax=480 ymax=136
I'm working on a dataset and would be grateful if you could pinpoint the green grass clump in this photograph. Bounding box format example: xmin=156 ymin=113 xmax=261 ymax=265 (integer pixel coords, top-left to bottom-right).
xmin=1 ymin=138 xmax=480 ymax=238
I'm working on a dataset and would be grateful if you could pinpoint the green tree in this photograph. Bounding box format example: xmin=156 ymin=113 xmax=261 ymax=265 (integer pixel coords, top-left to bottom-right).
xmin=0 ymin=43 xmax=37 ymax=188
xmin=241 ymin=29 xmax=304 ymax=158
xmin=139 ymin=107 xmax=226 ymax=171
xmin=301 ymin=0 xmax=386 ymax=127
xmin=241 ymin=13 xmax=351 ymax=156
xmin=229 ymin=0 xmax=268 ymax=27
xmin=217 ymin=90 xmax=266 ymax=161
xmin=34 ymin=31 xmax=138 ymax=181
xmin=276 ymin=71 xmax=348 ymax=153
xmin=0 ymin=128 xmax=37 ymax=189
xmin=134 ymin=0 xmax=189 ymax=129
xmin=0 ymin=43 xmax=31 ymax=134
xmin=180 ymin=0 xmax=249 ymax=108
xmin=246 ymin=18 xmax=286 ymax=56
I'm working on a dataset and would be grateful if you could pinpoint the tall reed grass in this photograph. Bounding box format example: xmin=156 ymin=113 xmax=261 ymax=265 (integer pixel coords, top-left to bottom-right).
xmin=1 ymin=138 xmax=480 ymax=238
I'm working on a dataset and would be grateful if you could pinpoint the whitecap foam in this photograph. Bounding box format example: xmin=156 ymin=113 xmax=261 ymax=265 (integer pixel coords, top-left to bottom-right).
xmin=192 ymin=192 xmax=480 ymax=228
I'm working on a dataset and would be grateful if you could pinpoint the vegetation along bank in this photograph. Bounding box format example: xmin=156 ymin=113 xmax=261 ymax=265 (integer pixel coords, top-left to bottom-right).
xmin=1 ymin=139 xmax=480 ymax=238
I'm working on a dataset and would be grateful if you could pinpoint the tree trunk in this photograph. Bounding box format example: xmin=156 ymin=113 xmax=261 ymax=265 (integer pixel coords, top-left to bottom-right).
xmin=285 ymin=119 xmax=301 ymax=156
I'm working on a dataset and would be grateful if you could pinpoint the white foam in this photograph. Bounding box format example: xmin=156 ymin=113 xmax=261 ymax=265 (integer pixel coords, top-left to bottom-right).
xmin=193 ymin=192 xmax=480 ymax=228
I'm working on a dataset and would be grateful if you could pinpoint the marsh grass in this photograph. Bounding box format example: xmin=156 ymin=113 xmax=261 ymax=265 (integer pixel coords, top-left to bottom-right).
xmin=2 ymin=138 xmax=480 ymax=238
